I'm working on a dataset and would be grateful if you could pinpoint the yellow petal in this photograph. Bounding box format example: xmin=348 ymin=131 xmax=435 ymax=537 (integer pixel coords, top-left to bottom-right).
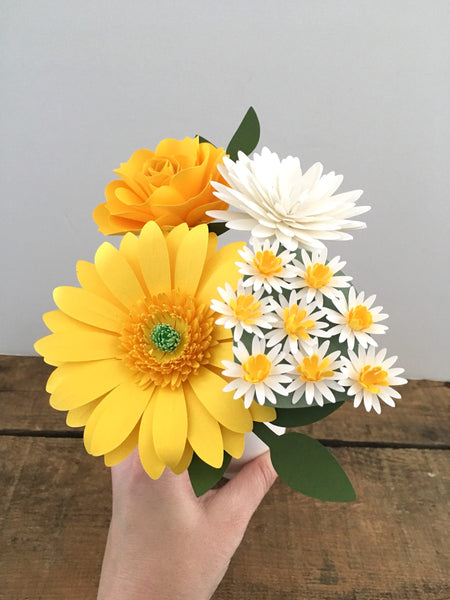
xmin=49 ymin=359 xmax=130 ymax=410
xmin=174 ymin=224 xmax=209 ymax=295
xmin=196 ymin=242 xmax=244 ymax=304
xmin=170 ymin=441 xmax=194 ymax=475
xmin=139 ymin=221 xmax=171 ymax=295
xmin=152 ymin=386 xmax=188 ymax=469
xmin=67 ymin=397 xmax=102 ymax=427
xmin=95 ymin=242 xmax=144 ymax=309
xmin=221 ymin=426 xmax=245 ymax=459
xmin=206 ymin=232 xmax=218 ymax=263
xmin=35 ymin=331 xmax=119 ymax=364
xmin=53 ymin=286 xmax=125 ymax=333
xmin=250 ymin=402 xmax=277 ymax=423
xmin=184 ymin=382 xmax=223 ymax=468
xmin=189 ymin=367 xmax=252 ymax=433
xmin=43 ymin=310 xmax=102 ymax=335
xmin=155 ymin=136 xmax=199 ymax=159
xmin=208 ymin=341 xmax=233 ymax=369
xmin=76 ymin=260 xmax=127 ymax=311
xmin=104 ymin=423 xmax=139 ymax=467
xmin=85 ymin=382 xmax=152 ymax=456
xmin=119 ymin=233 xmax=148 ymax=292
xmin=164 ymin=224 xmax=189 ymax=286
xmin=138 ymin=397 xmax=165 ymax=479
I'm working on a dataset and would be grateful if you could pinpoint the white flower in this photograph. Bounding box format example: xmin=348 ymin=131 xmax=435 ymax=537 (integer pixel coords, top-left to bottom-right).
xmin=293 ymin=248 xmax=352 ymax=307
xmin=339 ymin=347 xmax=407 ymax=414
xmin=211 ymin=280 xmax=276 ymax=341
xmin=236 ymin=239 xmax=297 ymax=293
xmin=221 ymin=338 xmax=293 ymax=407
xmin=207 ymin=147 xmax=370 ymax=252
xmin=325 ymin=288 xmax=388 ymax=350
xmin=286 ymin=340 xmax=345 ymax=406
xmin=266 ymin=290 xmax=329 ymax=354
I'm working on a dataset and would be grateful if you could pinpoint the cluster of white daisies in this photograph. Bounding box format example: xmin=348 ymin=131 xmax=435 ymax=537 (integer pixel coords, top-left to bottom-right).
xmin=211 ymin=240 xmax=406 ymax=414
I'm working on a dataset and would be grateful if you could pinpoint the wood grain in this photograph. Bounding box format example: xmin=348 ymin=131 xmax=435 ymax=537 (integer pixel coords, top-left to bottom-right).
xmin=1 ymin=356 xmax=449 ymax=446
xmin=1 ymin=437 xmax=448 ymax=600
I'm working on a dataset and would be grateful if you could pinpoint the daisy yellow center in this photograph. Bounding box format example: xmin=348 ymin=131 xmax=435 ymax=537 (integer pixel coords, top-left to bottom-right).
xmin=283 ymin=305 xmax=315 ymax=340
xmin=253 ymin=250 xmax=283 ymax=276
xmin=358 ymin=365 xmax=389 ymax=394
xmin=305 ymin=263 xmax=332 ymax=289
xmin=229 ymin=294 xmax=262 ymax=325
xmin=242 ymin=354 xmax=272 ymax=383
xmin=347 ymin=305 xmax=373 ymax=331
xmin=297 ymin=354 xmax=334 ymax=382
xmin=119 ymin=291 xmax=217 ymax=390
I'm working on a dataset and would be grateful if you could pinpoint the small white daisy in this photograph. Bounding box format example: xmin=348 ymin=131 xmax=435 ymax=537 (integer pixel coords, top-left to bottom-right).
xmin=286 ymin=340 xmax=345 ymax=406
xmin=325 ymin=287 xmax=388 ymax=350
xmin=236 ymin=239 xmax=297 ymax=293
xmin=293 ymin=248 xmax=352 ymax=307
xmin=211 ymin=280 xmax=276 ymax=341
xmin=221 ymin=338 xmax=293 ymax=407
xmin=339 ymin=347 xmax=407 ymax=414
xmin=266 ymin=290 xmax=329 ymax=354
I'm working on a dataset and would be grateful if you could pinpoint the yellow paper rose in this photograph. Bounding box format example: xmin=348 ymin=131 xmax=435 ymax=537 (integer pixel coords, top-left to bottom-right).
xmin=93 ymin=137 xmax=229 ymax=235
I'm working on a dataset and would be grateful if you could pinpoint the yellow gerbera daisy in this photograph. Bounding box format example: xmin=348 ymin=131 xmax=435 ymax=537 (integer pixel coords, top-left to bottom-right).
xmin=35 ymin=222 xmax=275 ymax=478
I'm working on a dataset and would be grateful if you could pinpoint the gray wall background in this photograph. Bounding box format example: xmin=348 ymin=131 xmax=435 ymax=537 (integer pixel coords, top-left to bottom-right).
xmin=1 ymin=1 xmax=449 ymax=379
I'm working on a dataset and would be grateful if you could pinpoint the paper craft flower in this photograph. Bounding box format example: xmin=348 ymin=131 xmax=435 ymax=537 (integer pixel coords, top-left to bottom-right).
xmin=325 ymin=287 xmax=388 ymax=350
xmin=208 ymin=147 xmax=370 ymax=251
xmin=222 ymin=338 xmax=292 ymax=407
xmin=93 ymin=137 xmax=229 ymax=235
xmin=339 ymin=347 xmax=407 ymax=413
xmin=266 ymin=290 xmax=328 ymax=354
xmin=210 ymin=280 xmax=276 ymax=340
xmin=285 ymin=340 xmax=344 ymax=406
xmin=293 ymin=248 xmax=352 ymax=307
xmin=34 ymin=222 xmax=276 ymax=478
xmin=236 ymin=239 xmax=297 ymax=293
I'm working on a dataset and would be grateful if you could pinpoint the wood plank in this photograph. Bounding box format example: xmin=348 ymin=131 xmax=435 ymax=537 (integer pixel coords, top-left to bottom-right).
xmin=1 ymin=438 xmax=448 ymax=599
xmin=1 ymin=356 xmax=449 ymax=446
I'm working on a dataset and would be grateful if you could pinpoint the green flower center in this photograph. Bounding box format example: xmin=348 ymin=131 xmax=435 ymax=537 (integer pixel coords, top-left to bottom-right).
xmin=150 ymin=323 xmax=181 ymax=352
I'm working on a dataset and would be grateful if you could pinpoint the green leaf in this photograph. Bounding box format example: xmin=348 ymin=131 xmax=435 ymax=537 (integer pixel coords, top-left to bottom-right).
xmin=188 ymin=452 xmax=232 ymax=497
xmin=273 ymin=402 xmax=345 ymax=427
xmin=226 ymin=107 xmax=260 ymax=161
xmin=196 ymin=135 xmax=215 ymax=146
xmin=253 ymin=423 xmax=356 ymax=502
xmin=207 ymin=222 xmax=229 ymax=236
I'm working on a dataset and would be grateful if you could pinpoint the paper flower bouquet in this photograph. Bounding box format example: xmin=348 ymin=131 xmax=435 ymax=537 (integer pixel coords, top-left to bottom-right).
xmin=35 ymin=108 xmax=407 ymax=501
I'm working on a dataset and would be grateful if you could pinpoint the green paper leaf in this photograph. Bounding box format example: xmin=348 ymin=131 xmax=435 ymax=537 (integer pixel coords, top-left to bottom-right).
xmin=188 ymin=452 xmax=232 ymax=497
xmin=253 ymin=423 xmax=355 ymax=502
xmin=207 ymin=222 xmax=229 ymax=236
xmin=196 ymin=135 xmax=215 ymax=146
xmin=226 ymin=107 xmax=260 ymax=161
xmin=273 ymin=402 xmax=345 ymax=427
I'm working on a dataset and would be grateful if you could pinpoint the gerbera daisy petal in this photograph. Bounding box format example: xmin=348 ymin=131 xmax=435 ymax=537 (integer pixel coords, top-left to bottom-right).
xmin=174 ymin=224 xmax=209 ymax=295
xmin=138 ymin=398 xmax=166 ymax=479
xmin=138 ymin=222 xmax=171 ymax=295
xmin=104 ymin=423 xmax=139 ymax=467
xmin=152 ymin=385 xmax=188 ymax=469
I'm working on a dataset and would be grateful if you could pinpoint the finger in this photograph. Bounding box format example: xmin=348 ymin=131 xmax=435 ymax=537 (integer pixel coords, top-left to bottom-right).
xmin=209 ymin=451 xmax=277 ymax=524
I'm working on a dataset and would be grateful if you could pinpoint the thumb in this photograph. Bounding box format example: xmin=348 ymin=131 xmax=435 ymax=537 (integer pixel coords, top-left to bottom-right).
xmin=211 ymin=451 xmax=277 ymax=524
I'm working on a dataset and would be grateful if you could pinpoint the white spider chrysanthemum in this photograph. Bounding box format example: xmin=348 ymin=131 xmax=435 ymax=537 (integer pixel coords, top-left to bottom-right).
xmin=221 ymin=338 xmax=293 ymax=407
xmin=286 ymin=340 xmax=344 ymax=406
xmin=293 ymin=248 xmax=352 ymax=307
xmin=236 ymin=239 xmax=297 ymax=293
xmin=207 ymin=148 xmax=370 ymax=252
xmin=325 ymin=288 xmax=388 ymax=350
xmin=339 ymin=347 xmax=407 ymax=414
xmin=266 ymin=290 xmax=328 ymax=354
xmin=211 ymin=281 xmax=276 ymax=340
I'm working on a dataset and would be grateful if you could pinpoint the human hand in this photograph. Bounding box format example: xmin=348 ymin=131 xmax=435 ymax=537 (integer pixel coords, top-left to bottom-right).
xmin=97 ymin=448 xmax=277 ymax=600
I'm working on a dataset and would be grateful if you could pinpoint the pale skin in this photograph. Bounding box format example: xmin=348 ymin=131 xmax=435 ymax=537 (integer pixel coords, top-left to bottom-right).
xmin=97 ymin=449 xmax=277 ymax=600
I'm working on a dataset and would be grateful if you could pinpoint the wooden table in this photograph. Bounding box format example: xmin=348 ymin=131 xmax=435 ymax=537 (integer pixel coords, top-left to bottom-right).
xmin=1 ymin=356 xmax=449 ymax=599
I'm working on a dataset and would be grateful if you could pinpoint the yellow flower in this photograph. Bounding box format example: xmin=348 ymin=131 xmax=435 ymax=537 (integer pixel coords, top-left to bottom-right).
xmin=93 ymin=138 xmax=229 ymax=235
xmin=35 ymin=223 xmax=275 ymax=478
